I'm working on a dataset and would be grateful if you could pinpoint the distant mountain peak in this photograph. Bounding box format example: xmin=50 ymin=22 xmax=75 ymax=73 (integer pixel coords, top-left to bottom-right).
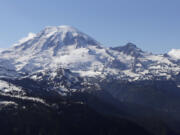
xmin=124 ymin=42 xmax=139 ymax=49
xmin=111 ymin=42 xmax=143 ymax=57
xmin=12 ymin=25 xmax=100 ymax=54
xmin=40 ymin=25 xmax=100 ymax=48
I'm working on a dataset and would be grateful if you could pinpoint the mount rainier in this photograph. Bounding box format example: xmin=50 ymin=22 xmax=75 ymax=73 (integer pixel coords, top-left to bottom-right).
xmin=0 ymin=25 xmax=180 ymax=81
xmin=1 ymin=25 xmax=180 ymax=135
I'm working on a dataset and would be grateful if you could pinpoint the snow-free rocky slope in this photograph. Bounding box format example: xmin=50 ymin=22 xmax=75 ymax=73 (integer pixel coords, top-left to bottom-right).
xmin=1 ymin=25 xmax=180 ymax=81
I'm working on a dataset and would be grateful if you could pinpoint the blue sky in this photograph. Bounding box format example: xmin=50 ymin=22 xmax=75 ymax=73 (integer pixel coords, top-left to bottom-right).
xmin=0 ymin=0 xmax=179 ymax=53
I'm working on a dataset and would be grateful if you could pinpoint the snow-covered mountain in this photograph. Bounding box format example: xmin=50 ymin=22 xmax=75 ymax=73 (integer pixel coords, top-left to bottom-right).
xmin=1 ymin=26 xmax=180 ymax=135
xmin=0 ymin=25 xmax=180 ymax=81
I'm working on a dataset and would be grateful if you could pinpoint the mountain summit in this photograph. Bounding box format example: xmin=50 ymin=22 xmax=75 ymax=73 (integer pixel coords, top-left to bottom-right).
xmin=12 ymin=25 xmax=100 ymax=55
xmin=111 ymin=42 xmax=143 ymax=57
